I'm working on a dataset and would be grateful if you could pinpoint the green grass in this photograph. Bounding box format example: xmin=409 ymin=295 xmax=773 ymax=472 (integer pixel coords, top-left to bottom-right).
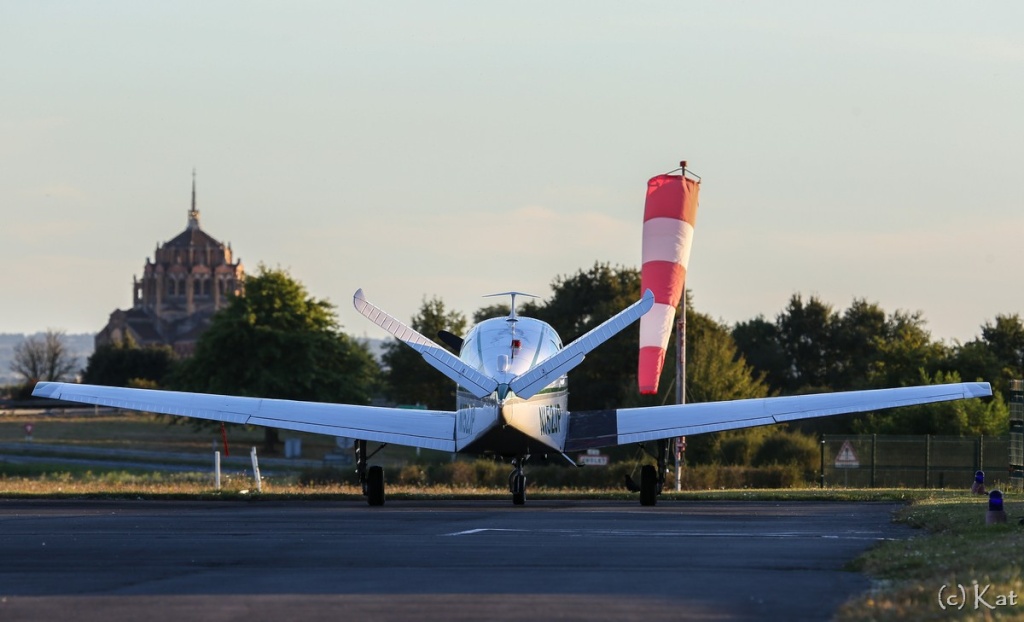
xmin=0 ymin=408 xmax=443 ymax=467
xmin=0 ymin=408 xmax=317 ymax=454
xmin=836 ymin=493 xmax=1024 ymax=621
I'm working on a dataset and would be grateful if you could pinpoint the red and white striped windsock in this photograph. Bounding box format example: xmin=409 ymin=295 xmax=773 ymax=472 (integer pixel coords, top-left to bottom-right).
xmin=638 ymin=173 xmax=700 ymax=395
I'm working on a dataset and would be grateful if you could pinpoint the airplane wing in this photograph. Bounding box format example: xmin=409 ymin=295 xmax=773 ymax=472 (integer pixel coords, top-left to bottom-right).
xmin=32 ymin=381 xmax=457 ymax=452
xmin=564 ymin=382 xmax=993 ymax=451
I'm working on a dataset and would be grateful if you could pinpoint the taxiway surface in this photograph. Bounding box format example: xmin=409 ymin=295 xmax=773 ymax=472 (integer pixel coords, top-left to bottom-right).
xmin=0 ymin=499 xmax=908 ymax=621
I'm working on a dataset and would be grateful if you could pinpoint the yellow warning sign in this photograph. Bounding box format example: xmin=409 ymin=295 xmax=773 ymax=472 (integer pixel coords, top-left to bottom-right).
xmin=834 ymin=440 xmax=859 ymax=469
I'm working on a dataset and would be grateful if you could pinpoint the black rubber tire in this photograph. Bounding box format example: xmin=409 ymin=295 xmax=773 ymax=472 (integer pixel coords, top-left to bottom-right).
xmin=511 ymin=473 xmax=526 ymax=505
xmin=639 ymin=464 xmax=657 ymax=506
xmin=367 ymin=465 xmax=385 ymax=506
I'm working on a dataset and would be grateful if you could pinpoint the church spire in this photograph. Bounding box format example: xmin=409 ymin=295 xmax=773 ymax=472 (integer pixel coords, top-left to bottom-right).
xmin=187 ymin=168 xmax=201 ymax=230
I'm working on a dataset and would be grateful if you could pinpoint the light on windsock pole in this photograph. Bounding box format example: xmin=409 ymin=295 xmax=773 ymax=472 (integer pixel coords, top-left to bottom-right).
xmin=638 ymin=167 xmax=700 ymax=395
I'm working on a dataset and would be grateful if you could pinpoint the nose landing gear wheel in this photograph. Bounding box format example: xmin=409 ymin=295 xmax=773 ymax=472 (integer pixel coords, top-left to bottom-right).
xmin=511 ymin=475 xmax=526 ymax=505
xmin=509 ymin=458 xmax=527 ymax=505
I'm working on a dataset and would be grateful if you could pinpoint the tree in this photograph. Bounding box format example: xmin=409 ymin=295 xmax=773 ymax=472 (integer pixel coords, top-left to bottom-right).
xmin=473 ymin=303 xmax=509 ymax=324
xmin=382 ymin=296 xmax=468 ymax=410
xmin=853 ymin=370 xmax=1009 ymax=436
xmin=685 ymin=308 xmax=770 ymax=406
xmin=10 ymin=330 xmax=78 ymax=384
xmin=732 ymin=295 xmax=960 ymax=434
xmin=173 ymin=266 xmax=379 ymax=451
xmin=751 ymin=429 xmax=820 ymax=476
xmin=867 ymin=310 xmax=947 ymax=389
xmin=736 ymin=295 xmax=951 ymax=392
xmin=524 ymin=263 xmax=648 ymax=410
xmin=975 ymin=314 xmax=1024 ymax=399
xmin=731 ymin=316 xmax=787 ymax=392
xmin=830 ymin=299 xmax=889 ymax=389
xmin=942 ymin=339 xmax=1002 ymax=393
xmin=981 ymin=314 xmax=1024 ymax=370
xmin=82 ymin=337 xmax=177 ymax=388
xmin=674 ymin=305 xmax=772 ymax=464
xmin=775 ymin=294 xmax=837 ymax=392
xmin=525 ymin=262 xmax=770 ymax=406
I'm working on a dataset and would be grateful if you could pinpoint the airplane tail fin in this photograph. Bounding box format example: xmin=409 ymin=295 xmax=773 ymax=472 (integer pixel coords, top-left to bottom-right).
xmin=355 ymin=287 xmax=654 ymax=402
xmin=353 ymin=289 xmax=498 ymax=399
xmin=510 ymin=290 xmax=654 ymax=400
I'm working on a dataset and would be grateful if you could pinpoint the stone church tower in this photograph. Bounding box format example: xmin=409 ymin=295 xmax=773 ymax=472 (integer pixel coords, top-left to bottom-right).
xmin=96 ymin=174 xmax=245 ymax=356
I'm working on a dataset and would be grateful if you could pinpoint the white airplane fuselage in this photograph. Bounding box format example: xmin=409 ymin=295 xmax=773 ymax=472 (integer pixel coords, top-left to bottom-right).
xmin=453 ymin=315 xmax=569 ymax=457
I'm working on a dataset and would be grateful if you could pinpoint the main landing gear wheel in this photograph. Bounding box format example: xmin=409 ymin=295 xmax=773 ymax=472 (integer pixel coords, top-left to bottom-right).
xmin=366 ymin=465 xmax=385 ymax=506
xmin=639 ymin=464 xmax=658 ymax=506
xmin=356 ymin=439 xmax=386 ymax=506
xmin=636 ymin=439 xmax=668 ymax=507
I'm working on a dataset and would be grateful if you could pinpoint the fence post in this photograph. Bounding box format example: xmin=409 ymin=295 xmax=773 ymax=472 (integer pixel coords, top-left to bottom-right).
xmin=250 ymin=446 xmax=262 ymax=493
xmin=819 ymin=438 xmax=825 ymax=489
xmin=979 ymin=435 xmax=984 ymax=472
xmin=868 ymin=434 xmax=875 ymax=488
xmin=925 ymin=435 xmax=931 ymax=488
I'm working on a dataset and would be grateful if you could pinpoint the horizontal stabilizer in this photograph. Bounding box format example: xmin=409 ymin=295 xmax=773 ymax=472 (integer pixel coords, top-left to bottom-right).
xmin=353 ymin=289 xmax=498 ymax=399
xmin=510 ymin=290 xmax=655 ymax=400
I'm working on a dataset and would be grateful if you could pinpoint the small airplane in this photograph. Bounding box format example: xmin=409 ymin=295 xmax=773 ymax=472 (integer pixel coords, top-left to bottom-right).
xmin=33 ymin=288 xmax=992 ymax=506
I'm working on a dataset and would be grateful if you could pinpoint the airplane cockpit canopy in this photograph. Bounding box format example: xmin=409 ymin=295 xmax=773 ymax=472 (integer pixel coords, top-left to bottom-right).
xmin=460 ymin=316 xmax=563 ymax=380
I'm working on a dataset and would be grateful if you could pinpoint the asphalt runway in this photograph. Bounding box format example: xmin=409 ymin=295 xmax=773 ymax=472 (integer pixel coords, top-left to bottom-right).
xmin=0 ymin=499 xmax=909 ymax=621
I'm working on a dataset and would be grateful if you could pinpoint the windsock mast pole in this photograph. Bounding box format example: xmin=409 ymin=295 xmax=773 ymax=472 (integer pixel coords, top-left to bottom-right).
xmin=674 ymin=160 xmax=687 ymax=492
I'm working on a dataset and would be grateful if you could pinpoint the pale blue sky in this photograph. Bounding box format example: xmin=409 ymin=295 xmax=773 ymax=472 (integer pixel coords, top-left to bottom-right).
xmin=3 ymin=2 xmax=1022 ymax=342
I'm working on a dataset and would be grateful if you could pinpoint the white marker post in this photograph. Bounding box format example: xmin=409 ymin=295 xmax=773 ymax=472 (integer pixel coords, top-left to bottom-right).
xmin=250 ymin=446 xmax=262 ymax=493
xmin=214 ymin=450 xmax=222 ymax=490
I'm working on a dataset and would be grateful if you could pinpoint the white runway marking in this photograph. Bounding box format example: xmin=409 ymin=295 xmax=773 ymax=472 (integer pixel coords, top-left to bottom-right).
xmin=442 ymin=527 xmax=893 ymax=540
xmin=442 ymin=528 xmax=528 ymax=536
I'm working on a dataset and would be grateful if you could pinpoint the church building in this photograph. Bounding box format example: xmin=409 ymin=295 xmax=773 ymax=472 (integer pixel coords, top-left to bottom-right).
xmin=96 ymin=174 xmax=245 ymax=356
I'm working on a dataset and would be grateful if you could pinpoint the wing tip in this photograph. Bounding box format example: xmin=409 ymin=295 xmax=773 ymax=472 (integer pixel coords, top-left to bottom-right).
xmin=968 ymin=382 xmax=993 ymax=398
xmin=32 ymin=381 xmax=59 ymax=398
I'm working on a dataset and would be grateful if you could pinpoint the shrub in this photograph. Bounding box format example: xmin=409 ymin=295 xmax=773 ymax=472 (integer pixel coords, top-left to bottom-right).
xmin=751 ymin=430 xmax=819 ymax=476
xmin=298 ymin=467 xmax=348 ymax=486
xmin=397 ymin=464 xmax=428 ymax=486
xmin=719 ymin=435 xmax=758 ymax=465
xmin=675 ymin=464 xmax=809 ymax=489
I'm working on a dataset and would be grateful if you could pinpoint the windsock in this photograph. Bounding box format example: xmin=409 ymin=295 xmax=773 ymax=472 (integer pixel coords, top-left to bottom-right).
xmin=638 ymin=173 xmax=700 ymax=394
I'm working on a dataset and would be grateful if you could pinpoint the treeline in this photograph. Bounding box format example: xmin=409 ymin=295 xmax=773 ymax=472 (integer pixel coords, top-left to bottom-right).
xmin=732 ymin=295 xmax=1017 ymax=438
xmin=41 ymin=263 xmax=1019 ymax=467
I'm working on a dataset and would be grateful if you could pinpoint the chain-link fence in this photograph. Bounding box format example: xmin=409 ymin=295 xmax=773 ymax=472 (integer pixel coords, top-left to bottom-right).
xmin=820 ymin=435 xmax=1010 ymax=489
